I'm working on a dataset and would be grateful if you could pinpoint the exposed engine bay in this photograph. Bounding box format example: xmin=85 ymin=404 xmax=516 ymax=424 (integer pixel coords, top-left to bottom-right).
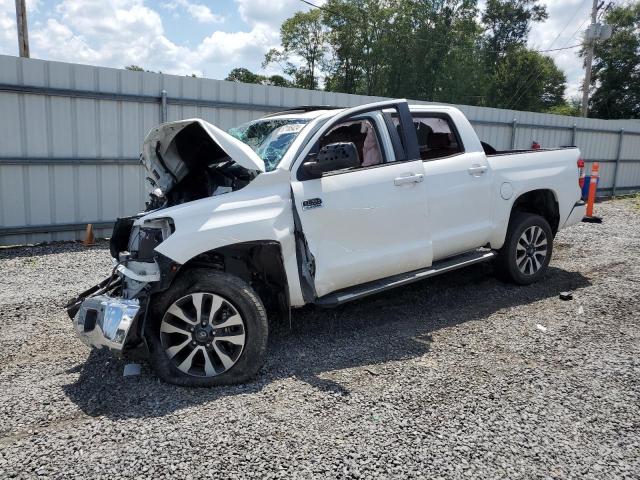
xmin=146 ymin=160 xmax=256 ymax=210
xmin=145 ymin=122 xmax=259 ymax=210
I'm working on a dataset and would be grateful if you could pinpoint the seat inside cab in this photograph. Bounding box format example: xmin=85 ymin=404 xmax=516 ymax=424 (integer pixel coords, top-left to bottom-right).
xmin=319 ymin=119 xmax=383 ymax=167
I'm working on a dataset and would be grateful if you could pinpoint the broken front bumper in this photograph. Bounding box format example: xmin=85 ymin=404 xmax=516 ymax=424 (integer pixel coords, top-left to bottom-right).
xmin=73 ymin=295 xmax=140 ymax=351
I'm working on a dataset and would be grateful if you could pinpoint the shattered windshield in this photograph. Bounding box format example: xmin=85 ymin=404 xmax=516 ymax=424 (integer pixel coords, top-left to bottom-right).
xmin=228 ymin=118 xmax=309 ymax=172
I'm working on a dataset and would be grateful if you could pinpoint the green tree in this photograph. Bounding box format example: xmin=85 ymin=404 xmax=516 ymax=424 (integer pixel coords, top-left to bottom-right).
xmin=263 ymin=75 xmax=293 ymax=87
xmin=322 ymin=0 xmax=389 ymax=96
xmin=226 ymin=67 xmax=264 ymax=84
xmin=408 ymin=0 xmax=487 ymax=104
xmin=264 ymin=0 xmax=566 ymax=113
xmin=263 ymin=9 xmax=327 ymax=89
xmin=548 ymin=97 xmax=581 ymax=116
xmin=125 ymin=65 xmax=145 ymax=71
xmin=482 ymin=0 xmax=547 ymax=58
xmin=587 ymin=2 xmax=640 ymax=119
xmin=322 ymin=0 xmax=486 ymax=102
xmin=225 ymin=68 xmax=293 ymax=87
xmin=322 ymin=0 xmax=365 ymax=93
xmin=481 ymin=0 xmax=554 ymax=110
xmin=489 ymin=47 xmax=566 ymax=111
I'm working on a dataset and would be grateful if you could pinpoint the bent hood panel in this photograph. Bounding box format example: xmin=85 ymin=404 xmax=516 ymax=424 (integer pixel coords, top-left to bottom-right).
xmin=142 ymin=118 xmax=266 ymax=194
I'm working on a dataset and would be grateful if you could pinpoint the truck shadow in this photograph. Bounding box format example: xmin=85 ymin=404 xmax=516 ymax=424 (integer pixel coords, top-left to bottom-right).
xmin=63 ymin=264 xmax=590 ymax=419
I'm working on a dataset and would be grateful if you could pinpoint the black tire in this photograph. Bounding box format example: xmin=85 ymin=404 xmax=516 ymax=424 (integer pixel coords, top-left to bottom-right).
xmin=145 ymin=269 xmax=268 ymax=387
xmin=496 ymin=212 xmax=553 ymax=285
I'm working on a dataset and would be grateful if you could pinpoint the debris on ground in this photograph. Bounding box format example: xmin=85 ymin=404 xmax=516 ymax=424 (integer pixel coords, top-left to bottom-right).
xmin=123 ymin=363 xmax=141 ymax=377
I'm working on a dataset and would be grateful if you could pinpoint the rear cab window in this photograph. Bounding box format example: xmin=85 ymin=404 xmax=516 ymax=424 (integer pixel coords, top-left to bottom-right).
xmin=393 ymin=113 xmax=464 ymax=161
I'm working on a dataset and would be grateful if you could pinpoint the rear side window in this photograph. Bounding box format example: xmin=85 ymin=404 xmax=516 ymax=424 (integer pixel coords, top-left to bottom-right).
xmin=394 ymin=114 xmax=463 ymax=161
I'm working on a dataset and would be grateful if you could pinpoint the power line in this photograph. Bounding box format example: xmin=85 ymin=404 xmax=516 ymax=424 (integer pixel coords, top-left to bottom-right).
xmin=504 ymin=0 xmax=592 ymax=110
xmin=506 ymin=16 xmax=590 ymax=110
xmin=538 ymin=44 xmax=582 ymax=52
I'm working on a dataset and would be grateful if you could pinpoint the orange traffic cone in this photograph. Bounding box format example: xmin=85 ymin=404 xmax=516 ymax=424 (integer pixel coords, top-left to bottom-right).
xmin=83 ymin=223 xmax=95 ymax=246
xmin=583 ymin=162 xmax=602 ymax=223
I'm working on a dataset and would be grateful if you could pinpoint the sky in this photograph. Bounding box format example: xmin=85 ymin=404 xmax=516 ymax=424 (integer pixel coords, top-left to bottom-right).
xmin=0 ymin=0 xmax=595 ymax=100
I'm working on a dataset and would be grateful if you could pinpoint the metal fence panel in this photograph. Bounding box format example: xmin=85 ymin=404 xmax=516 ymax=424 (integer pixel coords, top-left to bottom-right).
xmin=1 ymin=54 xmax=640 ymax=245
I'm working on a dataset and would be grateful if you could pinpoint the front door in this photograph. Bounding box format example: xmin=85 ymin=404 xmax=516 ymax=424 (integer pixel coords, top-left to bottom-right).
xmin=291 ymin=101 xmax=432 ymax=298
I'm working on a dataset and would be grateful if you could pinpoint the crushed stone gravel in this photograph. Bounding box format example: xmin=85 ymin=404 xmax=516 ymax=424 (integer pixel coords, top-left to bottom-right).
xmin=0 ymin=198 xmax=639 ymax=479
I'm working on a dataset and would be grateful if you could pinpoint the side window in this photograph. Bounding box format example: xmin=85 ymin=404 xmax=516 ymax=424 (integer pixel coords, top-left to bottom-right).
xmin=413 ymin=116 xmax=462 ymax=160
xmin=318 ymin=118 xmax=384 ymax=172
xmin=393 ymin=115 xmax=462 ymax=161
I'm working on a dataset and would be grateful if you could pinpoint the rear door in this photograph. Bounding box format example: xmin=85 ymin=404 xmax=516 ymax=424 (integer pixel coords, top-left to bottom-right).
xmin=290 ymin=101 xmax=433 ymax=298
xmin=411 ymin=113 xmax=494 ymax=260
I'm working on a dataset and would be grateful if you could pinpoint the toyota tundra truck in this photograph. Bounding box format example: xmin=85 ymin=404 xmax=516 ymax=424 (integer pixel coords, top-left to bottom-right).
xmin=66 ymin=99 xmax=586 ymax=386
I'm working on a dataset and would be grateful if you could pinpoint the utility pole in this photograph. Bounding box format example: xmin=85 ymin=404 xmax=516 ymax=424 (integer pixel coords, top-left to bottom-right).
xmin=581 ymin=0 xmax=600 ymax=117
xmin=14 ymin=0 xmax=30 ymax=58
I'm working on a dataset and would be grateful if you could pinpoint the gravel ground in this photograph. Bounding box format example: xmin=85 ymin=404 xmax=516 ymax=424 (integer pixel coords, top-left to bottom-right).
xmin=0 ymin=198 xmax=639 ymax=479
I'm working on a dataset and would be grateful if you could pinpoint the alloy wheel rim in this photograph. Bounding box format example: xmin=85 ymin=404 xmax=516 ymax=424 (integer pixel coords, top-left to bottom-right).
xmin=160 ymin=292 xmax=246 ymax=377
xmin=516 ymin=226 xmax=548 ymax=275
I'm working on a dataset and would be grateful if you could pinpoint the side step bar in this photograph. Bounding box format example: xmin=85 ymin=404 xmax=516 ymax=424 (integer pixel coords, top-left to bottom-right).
xmin=315 ymin=250 xmax=496 ymax=308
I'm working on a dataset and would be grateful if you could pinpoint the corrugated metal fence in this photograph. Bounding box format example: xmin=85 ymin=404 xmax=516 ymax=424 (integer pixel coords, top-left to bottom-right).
xmin=1 ymin=54 xmax=639 ymax=246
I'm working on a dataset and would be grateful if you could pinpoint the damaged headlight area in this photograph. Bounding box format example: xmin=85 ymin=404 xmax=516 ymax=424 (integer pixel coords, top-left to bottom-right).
xmin=66 ymin=217 xmax=176 ymax=353
xmin=111 ymin=217 xmax=173 ymax=262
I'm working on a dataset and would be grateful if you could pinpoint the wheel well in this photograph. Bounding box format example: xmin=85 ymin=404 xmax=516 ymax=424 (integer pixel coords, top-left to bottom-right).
xmin=510 ymin=189 xmax=560 ymax=235
xmin=179 ymin=241 xmax=289 ymax=321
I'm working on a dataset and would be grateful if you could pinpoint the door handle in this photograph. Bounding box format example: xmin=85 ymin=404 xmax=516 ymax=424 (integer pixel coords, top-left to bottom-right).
xmin=394 ymin=173 xmax=424 ymax=186
xmin=468 ymin=164 xmax=488 ymax=176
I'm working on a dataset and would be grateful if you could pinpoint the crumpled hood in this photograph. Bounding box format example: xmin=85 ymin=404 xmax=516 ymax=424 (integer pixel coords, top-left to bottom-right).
xmin=141 ymin=118 xmax=266 ymax=195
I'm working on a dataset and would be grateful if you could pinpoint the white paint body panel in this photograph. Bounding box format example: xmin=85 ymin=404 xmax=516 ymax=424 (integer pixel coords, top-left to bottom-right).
xmin=138 ymin=169 xmax=306 ymax=306
xmin=423 ymin=151 xmax=494 ymax=260
xmin=291 ymin=160 xmax=431 ymax=297
xmin=134 ymin=102 xmax=583 ymax=307
xmin=486 ymin=149 xmax=583 ymax=250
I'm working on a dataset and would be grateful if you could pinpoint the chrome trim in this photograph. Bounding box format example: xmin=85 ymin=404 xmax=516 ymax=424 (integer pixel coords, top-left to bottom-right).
xmin=73 ymin=295 xmax=140 ymax=351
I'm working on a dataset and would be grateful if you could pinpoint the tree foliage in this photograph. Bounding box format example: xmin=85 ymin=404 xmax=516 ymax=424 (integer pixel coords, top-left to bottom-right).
xmin=489 ymin=47 xmax=566 ymax=111
xmin=229 ymin=0 xmax=568 ymax=113
xmin=225 ymin=68 xmax=293 ymax=87
xmin=226 ymin=67 xmax=264 ymax=84
xmin=263 ymin=9 xmax=327 ymax=90
xmin=588 ymin=2 xmax=640 ymax=119
xmin=482 ymin=0 xmax=547 ymax=60
xmin=548 ymin=97 xmax=581 ymax=117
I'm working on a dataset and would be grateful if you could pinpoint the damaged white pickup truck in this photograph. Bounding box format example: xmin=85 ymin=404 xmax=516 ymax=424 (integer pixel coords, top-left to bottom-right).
xmin=66 ymin=99 xmax=586 ymax=386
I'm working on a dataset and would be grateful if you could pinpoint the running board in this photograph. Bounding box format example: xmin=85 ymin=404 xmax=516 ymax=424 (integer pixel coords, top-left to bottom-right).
xmin=315 ymin=250 xmax=497 ymax=308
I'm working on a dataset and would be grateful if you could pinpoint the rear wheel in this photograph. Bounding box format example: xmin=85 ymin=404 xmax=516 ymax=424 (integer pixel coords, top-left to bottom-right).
xmin=497 ymin=212 xmax=553 ymax=285
xmin=146 ymin=270 xmax=268 ymax=387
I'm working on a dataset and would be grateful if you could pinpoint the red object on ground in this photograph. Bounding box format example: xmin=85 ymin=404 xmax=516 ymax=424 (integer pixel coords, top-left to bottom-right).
xmin=532 ymin=141 xmax=541 ymax=149
xmin=586 ymin=162 xmax=599 ymax=217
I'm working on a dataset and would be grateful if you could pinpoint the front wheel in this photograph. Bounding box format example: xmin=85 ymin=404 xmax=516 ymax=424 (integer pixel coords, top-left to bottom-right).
xmin=145 ymin=270 xmax=268 ymax=387
xmin=496 ymin=212 xmax=553 ymax=285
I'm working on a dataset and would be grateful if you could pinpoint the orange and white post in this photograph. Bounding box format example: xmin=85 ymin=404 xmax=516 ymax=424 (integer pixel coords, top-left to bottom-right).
xmin=585 ymin=162 xmax=599 ymax=218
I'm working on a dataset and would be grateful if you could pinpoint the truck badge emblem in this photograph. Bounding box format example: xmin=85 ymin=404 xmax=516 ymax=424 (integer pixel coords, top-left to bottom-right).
xmin=302 ymin=198 xmax=323 ymax=210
